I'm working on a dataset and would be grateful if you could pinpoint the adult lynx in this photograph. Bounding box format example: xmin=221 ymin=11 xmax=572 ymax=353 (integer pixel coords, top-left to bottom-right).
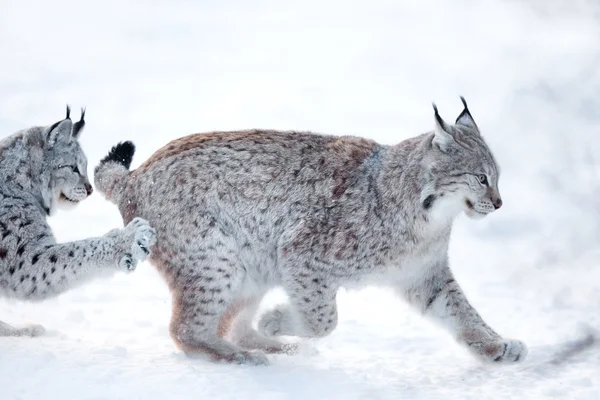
xmin=0 ymin=107 xmax=156 ymax=336
xmin=95 ymin=98 xmax=526 ymax=365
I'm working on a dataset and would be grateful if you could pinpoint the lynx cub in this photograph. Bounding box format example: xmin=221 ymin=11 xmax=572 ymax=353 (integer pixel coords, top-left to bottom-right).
xmin=0 ymin=107 xmax=156 ymax=337
xmin=95 ymin=98 xmax=526 ymax=365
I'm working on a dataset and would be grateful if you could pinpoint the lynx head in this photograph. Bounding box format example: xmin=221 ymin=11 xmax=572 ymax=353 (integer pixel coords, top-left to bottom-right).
xmin=422 ymin=98 xmax=501 ymax=220
xmin=42 ymin=106 xmax=92 ymax=212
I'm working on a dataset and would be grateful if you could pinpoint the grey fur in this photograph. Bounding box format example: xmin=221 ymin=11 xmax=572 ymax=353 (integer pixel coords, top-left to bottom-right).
xmin=95 ymin=98 xmax=526 ymax=365
xmin=0 ymin=107 xmax=157 ymax=336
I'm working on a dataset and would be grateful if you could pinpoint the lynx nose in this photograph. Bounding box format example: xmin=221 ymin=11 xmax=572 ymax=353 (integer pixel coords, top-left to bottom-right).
xmin=493 ymin=197 xmax=502 ymax=210
xmin=85 ymin=183 xmax=93 ymax=196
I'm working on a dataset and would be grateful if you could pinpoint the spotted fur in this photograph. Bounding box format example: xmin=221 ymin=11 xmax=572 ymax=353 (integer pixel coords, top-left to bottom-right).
xmin=95 ymin=98 xmax=526 ymax=365
xmin=0 ymin=107 xmax=157 ymax=337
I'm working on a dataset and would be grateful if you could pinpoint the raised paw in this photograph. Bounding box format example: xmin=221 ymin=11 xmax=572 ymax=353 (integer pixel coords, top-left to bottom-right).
xmin=129 ymin=218 xmax=157 ymax=261
xmin=258 ymin=308 xmax=286 ymax=337
xmin=119 ymin=253 xmax=136 ymax=272
xmin=258 ymin=309 xmax=283 ymax=337
xmin=118 ymin=218 xmax=157 ymax=271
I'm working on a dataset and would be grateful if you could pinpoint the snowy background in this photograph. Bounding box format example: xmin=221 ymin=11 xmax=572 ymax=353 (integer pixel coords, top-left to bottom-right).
xmin=1 ymin=0 xmax=599 ymax=399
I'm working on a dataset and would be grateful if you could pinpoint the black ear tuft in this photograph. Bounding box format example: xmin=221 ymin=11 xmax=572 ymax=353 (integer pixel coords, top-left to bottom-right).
xmin=432 ymin=102 xmax=449 ymax=131
xmin=72 ymin=107 xmax=86 ymax=138
xmin=66 ymin=105 xmax=71 ymax=120
xmin=432 ymin=102 xmax=444 ymax=126
xmin=99 ymin=141 xmax=136 ymax=170
xmin=456 ymin=96 xmax=471 ymax=120
xmin=455 ymin=96 xmax=478 ymax=129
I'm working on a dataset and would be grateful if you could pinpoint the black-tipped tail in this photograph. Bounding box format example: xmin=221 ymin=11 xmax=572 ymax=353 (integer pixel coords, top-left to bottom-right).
xmin=100 ymin=141 xmax=136 ymax=170
xmin=94 ymin=141 xmax=136 ymax=204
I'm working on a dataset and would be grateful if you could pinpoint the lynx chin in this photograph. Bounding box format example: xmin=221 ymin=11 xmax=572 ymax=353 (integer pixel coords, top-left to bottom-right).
xmin=0 ymin=106 xmax=156 ymax=337
xmin=95 ymin=97 xmax=526 ymax=365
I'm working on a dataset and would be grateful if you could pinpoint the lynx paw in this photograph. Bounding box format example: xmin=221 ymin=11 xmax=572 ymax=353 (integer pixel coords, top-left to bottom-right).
xmin=118 ymin=253 xmax=136 ymax=271
xmin=225 ymin=350 xmax=269 ymax=366
xmin=119 ymin=218 xmax=157 ymax=271
xmin=477 ymin=338 xmax=527 ymax=363
xmin=16 ymin=324 xmax=46 ymax=337
xmin=494 ymin=339 xmax=528 ymax=363
xmin=129 ymin=217 xmax=157 ymax=260
xmin=258 ymin=307 xmax=287 ymax=337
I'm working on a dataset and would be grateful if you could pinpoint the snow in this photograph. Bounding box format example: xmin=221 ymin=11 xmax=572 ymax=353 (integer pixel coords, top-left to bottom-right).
xmin=1 ymin=0 xmax=599 ymax=399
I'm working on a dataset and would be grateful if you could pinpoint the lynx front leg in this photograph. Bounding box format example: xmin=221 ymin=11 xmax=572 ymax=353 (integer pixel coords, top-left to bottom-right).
xmin=402 ymin=262 xmax=527 ymax=363
xmin=258 ymin=272 xmax=338 ymax=339
xmin=0 ymin=321 xmax=45 ymax=337
xmin=3 ymin=217 xmax=156 ymax=302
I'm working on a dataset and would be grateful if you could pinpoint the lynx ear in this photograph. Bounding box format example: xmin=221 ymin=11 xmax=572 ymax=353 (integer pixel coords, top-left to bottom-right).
xmin=455 ymin=96 xmax=478 ymax=131
xmin=432 ymin=103 xmax=454 ymax=151
xmin=46 ymin=105 xmax=73 ymax=147
xmin=72 ymin=107 xmax=86 ymax=139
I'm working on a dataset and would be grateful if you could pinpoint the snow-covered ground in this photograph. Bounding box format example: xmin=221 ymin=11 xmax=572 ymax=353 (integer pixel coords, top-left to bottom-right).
xmin=1 ymin=0 xmax=599 ymax=398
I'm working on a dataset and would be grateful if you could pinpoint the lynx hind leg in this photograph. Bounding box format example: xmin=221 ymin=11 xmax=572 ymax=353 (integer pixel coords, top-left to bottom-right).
xmin=170 ymin=288 xmax=269 ymax=365
xmin=167 ymin=254 xmax=269 ymax=365
xmin=222 ymin=296 xmax=297 ymax=354
xmin=0 ymin=321 xmax=45 ymax=337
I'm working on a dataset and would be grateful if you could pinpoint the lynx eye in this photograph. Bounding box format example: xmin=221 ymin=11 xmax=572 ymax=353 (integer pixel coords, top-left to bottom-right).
xmin=478 ymin=174 xmax=488 ymax=185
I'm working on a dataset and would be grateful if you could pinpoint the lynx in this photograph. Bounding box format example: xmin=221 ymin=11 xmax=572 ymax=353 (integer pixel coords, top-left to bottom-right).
xmin=0 ymin=107 xmax=156 ymax=337
xmin=95 ymin=98 xmax=527 ymax=365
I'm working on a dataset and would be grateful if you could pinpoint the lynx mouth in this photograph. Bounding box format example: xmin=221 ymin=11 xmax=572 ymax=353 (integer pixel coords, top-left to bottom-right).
xmin=60 ymin=193 xmax=80 ymax=203
xmin=465 ymin=199 xmax=488 ymax=216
